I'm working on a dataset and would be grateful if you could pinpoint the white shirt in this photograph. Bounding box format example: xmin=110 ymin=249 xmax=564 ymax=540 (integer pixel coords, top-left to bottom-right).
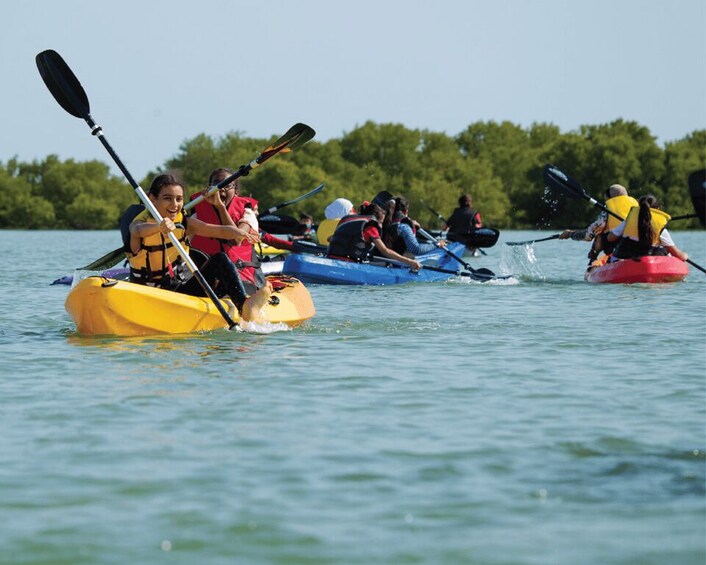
xmin=611 ymin=221 xmax=674 ymax=247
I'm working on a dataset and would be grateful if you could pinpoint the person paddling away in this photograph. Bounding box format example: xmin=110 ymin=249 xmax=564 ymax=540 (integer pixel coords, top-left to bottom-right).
xmin=387 ymin=196 xmax=447 ymax=256
xmin=605 ymin=194 xmax=688 ymax=263
xmin=127 ymin=173 xmax=264 ymax=322
xmin=445 ymin=193 xmax=482 ymax=236
xmin=559 ymin=184 xmax=638 ymax=266
xmin=327 ymin=202 xmax=422 ymax=271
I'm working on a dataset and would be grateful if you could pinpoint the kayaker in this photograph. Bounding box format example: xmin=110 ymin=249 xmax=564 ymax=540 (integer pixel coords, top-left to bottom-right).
xmin=291 ymin=212 xmax=314 ymax=241
xmin=559 ymin=184 xmax=638 ymax=265
xmin=190 ymin=168 xmax=291 ymax=293
xmin=327 ymin=202 xmax=422 ymax=271
xmin=606 ymin=194 xmax=689 ymax=262
xmin=445 ymin=194 xmax=483 ymax=236
xmin=317 ymin=198 xmax=354 ymax=244
xmin=128 ymin=173 xmax=267 ymax=320
xmin=388 ymin=196 xmax=447 ymax=256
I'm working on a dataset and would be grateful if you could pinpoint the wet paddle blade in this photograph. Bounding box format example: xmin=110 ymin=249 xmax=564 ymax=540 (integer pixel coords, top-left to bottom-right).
xmin=688 ymin=169 xmax=706 ymax=227
xmin=36 ymin=50 xmax=91 ymax=120
xmin=543 ymin=164 xmax=588 ymax=200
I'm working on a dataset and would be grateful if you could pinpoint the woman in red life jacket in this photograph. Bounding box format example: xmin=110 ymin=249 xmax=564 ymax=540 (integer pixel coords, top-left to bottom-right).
xmin=328 ymin=202 xmax=422 ymax=271
xmin=189 ymin=168 xmax=290 ymax=294
xmin=188 ymin=168 xmax=275 ymax=309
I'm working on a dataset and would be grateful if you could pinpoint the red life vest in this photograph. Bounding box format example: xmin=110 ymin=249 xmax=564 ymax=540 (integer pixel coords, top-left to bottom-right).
xmin=189 ymin=195 xmax=260 ymax=285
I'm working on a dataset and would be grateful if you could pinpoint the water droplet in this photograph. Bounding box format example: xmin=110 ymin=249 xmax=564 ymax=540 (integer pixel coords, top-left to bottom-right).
xmin=161 ymin=540 xmax=172 ymax=551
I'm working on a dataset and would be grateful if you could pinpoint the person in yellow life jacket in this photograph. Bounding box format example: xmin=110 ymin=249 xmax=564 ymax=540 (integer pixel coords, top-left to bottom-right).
xmin=559 ymin=184 xmax=638 ymax=264
xmin=607 ymin=194 xmax=688 ymax=261
xmin=316 ymin=198 xmax=354 ymax=244
xmin=128 ymin=173 xmax=264 ymax=320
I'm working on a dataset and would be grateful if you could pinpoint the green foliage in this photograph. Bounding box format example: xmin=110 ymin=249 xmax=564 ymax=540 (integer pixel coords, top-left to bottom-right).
xmin=2 ymin=122 xmax=704 ymax=230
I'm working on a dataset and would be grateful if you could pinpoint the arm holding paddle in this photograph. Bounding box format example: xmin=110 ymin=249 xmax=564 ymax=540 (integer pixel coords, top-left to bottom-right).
xmin=371 ymin=238 xmax=422 ymax=271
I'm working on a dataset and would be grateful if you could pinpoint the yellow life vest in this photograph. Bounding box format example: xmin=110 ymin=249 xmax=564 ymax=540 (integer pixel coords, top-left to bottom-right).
xmin=605 ymin=194 xmax=638 ymax=230
xmin=623 ymin=206 xmax=670 ymax=246
xmin=128 ymin=211 xmax=190 ymax=285
xmin=316 ymin=218 xmax=341 ymax=244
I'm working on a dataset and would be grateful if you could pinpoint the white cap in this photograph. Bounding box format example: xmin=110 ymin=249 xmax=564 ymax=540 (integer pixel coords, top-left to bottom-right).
xmin=324 ymin=198 xmax=354 ymax=219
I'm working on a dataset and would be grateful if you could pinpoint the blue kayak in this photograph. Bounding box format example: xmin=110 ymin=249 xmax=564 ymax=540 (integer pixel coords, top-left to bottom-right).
xmin=281 ymin=242 xmax=481 ymax=285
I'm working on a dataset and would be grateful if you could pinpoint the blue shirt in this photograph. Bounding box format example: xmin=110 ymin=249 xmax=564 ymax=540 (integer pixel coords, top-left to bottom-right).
xmin=396 ymin=222 xmax=438 ymax=255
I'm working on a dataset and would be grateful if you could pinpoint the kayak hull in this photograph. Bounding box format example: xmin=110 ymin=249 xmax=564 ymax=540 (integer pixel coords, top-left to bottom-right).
xmin=584 ymin=255 xmax=689 ymax=284
xmin=281 ymin=242 xmax=468 ymax=285
xmin=65 ymin=275 xmax=314 ymax=336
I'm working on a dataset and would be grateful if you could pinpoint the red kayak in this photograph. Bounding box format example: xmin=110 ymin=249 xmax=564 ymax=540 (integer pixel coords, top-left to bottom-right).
xmin=585 ymin=255 xmax=689 ymax=284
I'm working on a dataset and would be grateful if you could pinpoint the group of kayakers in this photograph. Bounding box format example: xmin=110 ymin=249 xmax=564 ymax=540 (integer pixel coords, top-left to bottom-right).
xmin=127 ymin=170 xmax=289 ymax=322
xmin=559 ymin=184 xmax=688 ymax=269
xmin=124 ymin=171 xmax=487 ymax=321
xmin=124 ymin=167 xmax=691 ymax=322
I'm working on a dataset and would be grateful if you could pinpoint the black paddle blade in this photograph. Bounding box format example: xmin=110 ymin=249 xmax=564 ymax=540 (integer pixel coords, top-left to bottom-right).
xmin=448 ymin=228 xmax=500 ymax=248
xmin=372 ymin=191 xmax=395 ymax=208
xmin=36 ymin=50 xmax=90 ymax=120
xmin=259 ymin=214 xmax=304 ymax=235
xmin=260 ymin=123 xmax=316 ymax=160
xmin=543 ymin=164 xmax=587 ymax=200
xmin=688 ymin=169 xmax=706 ymax=227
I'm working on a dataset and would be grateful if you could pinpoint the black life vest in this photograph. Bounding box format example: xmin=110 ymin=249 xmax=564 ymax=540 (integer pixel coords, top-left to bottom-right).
xmin=447 ymin=207 xmax=479 ymax=235
xmin=327 ymin=215 xmax=381 ymax=262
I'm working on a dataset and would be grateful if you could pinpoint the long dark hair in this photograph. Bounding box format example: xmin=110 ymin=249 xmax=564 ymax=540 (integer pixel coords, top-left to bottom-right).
xmin=148 ymin=173 xmax=184 ymax=197
xmin=637 ymin=194 xmax=659 ymax=249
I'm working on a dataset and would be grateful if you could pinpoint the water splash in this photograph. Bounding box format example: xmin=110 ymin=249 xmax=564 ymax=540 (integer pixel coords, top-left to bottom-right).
xmin=501 ymin=244 xmax=546 ymax=280
xmin=238 ymin=319 xmax=291 ymax=334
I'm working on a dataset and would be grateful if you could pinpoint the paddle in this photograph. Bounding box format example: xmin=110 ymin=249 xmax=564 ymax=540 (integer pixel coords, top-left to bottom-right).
xmin=78 ymin=246 xmax=127 ymax=271
xmin=371 ymin=255 xmax=507 ymax=282
xmin=506 ymin=234 xmax=561 ymax=246
xmin=76 ymin=131 xmax=318 ymax=272
xmin=688 ymin=169 xmax=705 ymax=227
xmin=263 ymin=182 xmax=324 ymax=215
xmin=183 ymin=123 xmax=316 ymax=212
xmin=544 ymin=164 xmax=706 ymax=275
xmin=416 ymin=227 xmax=502 ymax=281
xmin=36 ymin=49 xmax=238 ymax=329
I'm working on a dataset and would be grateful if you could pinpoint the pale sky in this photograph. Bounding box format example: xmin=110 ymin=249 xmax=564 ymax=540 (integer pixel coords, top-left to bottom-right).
xmin=3 ymin=0 xmax=705 ymax=181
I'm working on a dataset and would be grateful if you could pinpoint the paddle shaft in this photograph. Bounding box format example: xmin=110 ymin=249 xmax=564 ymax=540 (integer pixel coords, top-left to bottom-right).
xmin=92 ymin=123 xmax=239 ymax=327
xmin=506 ymin=234 xmax=561 ymax=246
xmin=416 ymin=227 xmax=499 ymax=280
xmin=184 ymin=123 xmax=315 ymax=211
xmin=373 ymin=255 xmax=502 ymax=281
xmin=265 ymin=183 xmax=325 ymax=215
xmin=37 ymin=50 xmax=237 ymax=328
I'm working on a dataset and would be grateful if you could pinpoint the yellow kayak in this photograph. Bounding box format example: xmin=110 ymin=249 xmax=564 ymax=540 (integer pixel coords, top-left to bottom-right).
xmin=65 ymin=275 xmax=315 ymax=336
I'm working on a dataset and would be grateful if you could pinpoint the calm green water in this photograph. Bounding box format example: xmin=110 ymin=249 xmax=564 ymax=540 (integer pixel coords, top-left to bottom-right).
xmin=1 ymin=230 xmax=704 ymax=565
